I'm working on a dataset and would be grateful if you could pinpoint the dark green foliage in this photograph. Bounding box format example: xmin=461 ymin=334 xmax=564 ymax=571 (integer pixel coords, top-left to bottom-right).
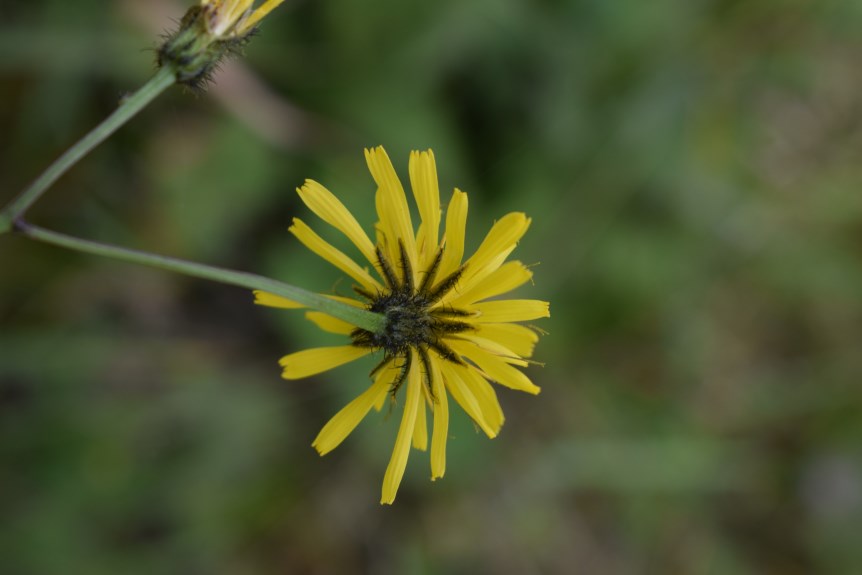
xmin=1 ymin=0 xmax=862 ymax=573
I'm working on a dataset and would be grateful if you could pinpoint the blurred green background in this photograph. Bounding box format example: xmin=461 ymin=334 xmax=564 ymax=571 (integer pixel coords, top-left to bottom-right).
xmin=2 ymin=0 xmax=862 ymax=573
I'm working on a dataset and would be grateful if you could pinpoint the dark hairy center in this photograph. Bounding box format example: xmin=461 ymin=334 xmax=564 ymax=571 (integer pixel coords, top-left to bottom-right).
xmin=350 ymin=243 xmax=472 ymax=397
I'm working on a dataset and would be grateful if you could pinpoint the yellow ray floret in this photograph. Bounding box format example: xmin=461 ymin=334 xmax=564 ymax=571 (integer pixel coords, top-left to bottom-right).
xmin=468 ymin=299 xmax=551 ymax=323
xmin=438 ymin=189 xmax=468 ymax=279
xmin=475 ymin=323 xmax=541 ymax=358
xmin=429 ymin=358 xmax=448 ymax=480
xmin=279 ymin=345 xmax=370 ymax=379
xmin=408 ymin=150 xmax=441 ymax=267
xmin=439 ymin=362 xmax=500 ymax=438
xmin=412 ymin=397 xmax=428 ymax=451
xmin=304 ymin=311 xmax=355 ymax=335
xmin=202 ymin=0 xmax=285 ymax=37
xmin=240 ymin=0 xmax=285 ymax=32
xmin=313 ymin=370 xmax=393 ymax=456
xmin=458 ymin=213 xmax=531 ymax=292
xmin=448 ymin=340 xmax=541 ymax=395
xmin=449 ymin=260 xmax=533 ymax=306
xmin=290 ymin=218 xmax=382 ymax=292
xmin=297 ymin=180 xmax=379 ymax=270
xmin=381 ymin=362 xmax=422 ymax=505
xmin=366 ymin=147 xmax=418 ymax=277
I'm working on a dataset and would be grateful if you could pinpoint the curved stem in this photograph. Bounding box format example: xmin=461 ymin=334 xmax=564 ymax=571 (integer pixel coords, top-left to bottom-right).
xmin=0 ymin=66 xmax=177 ymax=233
xmin=14 ymin=221 xmax=386 ymax=333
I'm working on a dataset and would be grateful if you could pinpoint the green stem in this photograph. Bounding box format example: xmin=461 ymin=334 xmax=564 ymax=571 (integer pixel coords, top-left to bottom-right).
xmin=0 ymin=66 xmax=177 ymax=232
xmin=15 ymin=221 xmax=386 ymax=333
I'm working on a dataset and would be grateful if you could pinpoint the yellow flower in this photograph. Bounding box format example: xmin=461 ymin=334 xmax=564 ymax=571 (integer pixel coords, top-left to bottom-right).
xmin=256 ymin=147 xmax=549 ymax=504
xmin=200 ymin=0 xmax=285 ymax=38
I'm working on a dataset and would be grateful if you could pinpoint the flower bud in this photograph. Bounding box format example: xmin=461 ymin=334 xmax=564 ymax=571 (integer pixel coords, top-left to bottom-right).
xmin=157 ymin=0 xmax=283 ymax=88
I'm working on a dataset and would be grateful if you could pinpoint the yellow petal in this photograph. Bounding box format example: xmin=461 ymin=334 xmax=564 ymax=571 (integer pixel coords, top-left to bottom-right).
xmin=373 ymin=386 xmax=390 ymax=412
xmin=254 ymin=291 xmax=367 ymax=315
xmin=448 ymin=340 xmax=541 ymax=395
xmin=240 ymin=0 xmax=285 ymax=32
xmin=218 ymin=0 xmax=249 ymax=33
xmin=475 ymin=323 xmax=540 ymax=358
xmin=439 ymin=362 xmax=497 ymax=438
xmin=415 ymin=223 xmax=429 ymax=268
xmin=429 ymin=357 xmax=448 ymax=480
xmin=450 ymin=362 xmax=505 ymax=434
xmin=438 ymin=189 xmax=468 ymax=279
xmin=304 ymin=311 xmax=355 ymax=335
xmin=371 ymin=362 xmax=400 ymax=412
xmin=408 ymin=150 xmax=441 ymax=266
xmin=449 ymin=261 xmax=533 ymax=306
xmin=458 ymin=212 xmax=531 ymax=293
xmin=297 ymin=179 xmax=378 ymax=270
xmin=470 ymin=299 xmax=550 ymax=323
xmin=290 ymin=218 xmax=381 ymax=292
xmin=455 ymin=334 xmax=529 ymax=367
xmin=326 ymin=294 xmax=366 ymax=308
xmin=279 ymin=345 xmax=370 ymax=379
xmin=381 ymin=362 xmax=422 ymax=505
xmin=374 ymin=211 xmax=397 ymax=272
xmin=312 ymin=374 xmax=390 ymax=455
xmin=366 ymin=146 xmax=418 ymax=283
xmin=412 ymin=398 xmax=428 ymax=451
xmin=253 ymin=290 xmax=305 ymax=309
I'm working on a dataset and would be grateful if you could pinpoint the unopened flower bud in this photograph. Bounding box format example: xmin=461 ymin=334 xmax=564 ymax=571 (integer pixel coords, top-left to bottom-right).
xmin=157 ymin=0 xmax=283 ymax=88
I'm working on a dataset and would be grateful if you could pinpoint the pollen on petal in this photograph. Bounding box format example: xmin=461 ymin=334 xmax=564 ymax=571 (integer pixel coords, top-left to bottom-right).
xmin=280 ymin=345 xmax=370 ymax=379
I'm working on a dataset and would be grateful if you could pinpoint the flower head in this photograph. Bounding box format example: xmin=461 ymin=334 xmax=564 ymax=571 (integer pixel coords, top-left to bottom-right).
xmin=257 ymin=147 xmax=549 ymax=504
xmin=157 ymin=0 xmax=285 ymax=87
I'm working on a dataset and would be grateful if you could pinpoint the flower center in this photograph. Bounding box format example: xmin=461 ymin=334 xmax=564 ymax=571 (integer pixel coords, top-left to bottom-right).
xmin=349 ymin=243 xmax=473 ymax=396
xmin=367 ymin=292 xmax=435 ymax=353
